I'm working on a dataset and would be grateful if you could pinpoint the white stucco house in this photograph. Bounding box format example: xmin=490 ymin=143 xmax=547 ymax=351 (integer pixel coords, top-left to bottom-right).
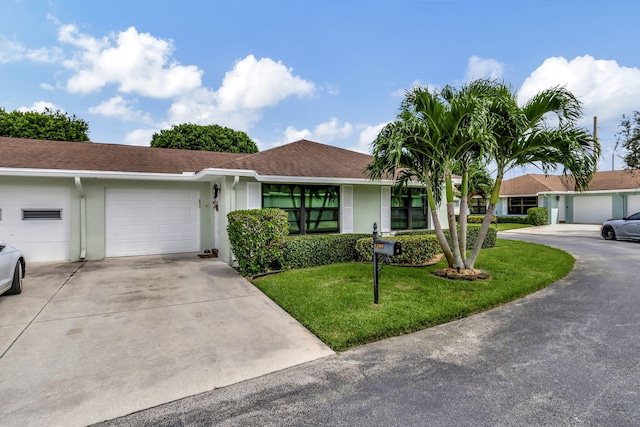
xmin=0 ymin=137 xmax=447 ymax=264
xmin=497 ymin=170 xmax=640 ymax=224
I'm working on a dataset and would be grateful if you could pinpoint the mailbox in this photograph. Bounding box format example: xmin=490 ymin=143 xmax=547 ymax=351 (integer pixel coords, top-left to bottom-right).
xmin=374 ymin=239 xmax=402 ymax=256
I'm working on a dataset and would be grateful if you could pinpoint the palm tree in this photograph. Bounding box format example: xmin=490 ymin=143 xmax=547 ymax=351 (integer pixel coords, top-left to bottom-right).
xmin=464 ymin=83 xmax=601 ymax=269
xmin=367 ymin=80 xmax=601 ymax=273
xmin=367 ymin=81 xmax=492 ymax=270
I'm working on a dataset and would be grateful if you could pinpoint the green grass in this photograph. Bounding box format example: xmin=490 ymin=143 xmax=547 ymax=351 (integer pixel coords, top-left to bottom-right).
xmin=468 ymin=222 xmax=532 ymax=231
xmin=252 ymin=239 xmax=573 ymax=351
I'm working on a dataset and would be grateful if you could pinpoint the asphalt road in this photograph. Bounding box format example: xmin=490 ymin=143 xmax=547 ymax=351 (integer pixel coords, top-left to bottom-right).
xmin=95 ymin=230 xmax=640 ymax=427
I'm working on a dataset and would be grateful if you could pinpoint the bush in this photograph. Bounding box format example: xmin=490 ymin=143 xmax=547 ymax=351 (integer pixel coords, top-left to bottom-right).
xmin=527 ymin=207 xmax=548 ymax=226
xmin=396 ymin=227 xmax=497 ymax=249
xmin=467 ymin=215 xmax=497 ymax=224
xmin=496 ymin=215 xmax=529 ymax=224
xmin=282 ymin=234 xmax=369 ymax=269
xmin=227 ymin=208 xmax=289 ymax=276
xmin=355 ymin=234 xmax=442 ymax=265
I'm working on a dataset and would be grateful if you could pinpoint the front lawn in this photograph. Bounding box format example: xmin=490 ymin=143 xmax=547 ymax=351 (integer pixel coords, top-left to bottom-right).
xmin=468 ymin=222 xmax=532 ymax=231
xmin=252 ymin=239 xmax=573 ymax=351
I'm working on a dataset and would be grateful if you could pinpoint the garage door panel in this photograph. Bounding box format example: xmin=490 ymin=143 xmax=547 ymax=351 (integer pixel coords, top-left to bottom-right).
xmin=627 ymin=195 xmax=640 ymax=216
xmin=106 ymin=189 xmax=199 ymax=257
xmin=0 ymin=186 xmax=71 ymax=262
xmin=573 ymin=196 xmax=612 ymax=224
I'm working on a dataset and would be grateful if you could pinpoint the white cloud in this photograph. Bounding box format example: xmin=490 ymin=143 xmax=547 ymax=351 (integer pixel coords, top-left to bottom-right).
xmin=465 ymin=55 xmax=504 ymax=82
xmin=216 ymin=55 xmax=315 ymax=111
xmin=88 ymin=96 xmax=154 ymax=125
xmin=124 ymin=128 xmax=158 ymax=146
xmin=17 ymin=101 xmax=62 ymax=113
xmin=519 ymin=55 xmax=640 ymax=125
xmin=59 ymin=25 xmax=202 ymax=98
xmin=0 ymin=36 xmax=62 ymax=64
xmin=282 ymin=118 xmax=354 ymax=145
xmin=167 ymin=55 xmax=315 ymax=131
xmin=349 ymin=121 xmax=391 ymax=154
xmin=40 ymin=83 xmax=55 ymax=90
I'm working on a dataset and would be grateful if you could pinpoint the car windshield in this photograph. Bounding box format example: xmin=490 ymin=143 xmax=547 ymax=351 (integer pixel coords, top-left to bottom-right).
xmin=626 ymin=212 xmax=640 ymax=221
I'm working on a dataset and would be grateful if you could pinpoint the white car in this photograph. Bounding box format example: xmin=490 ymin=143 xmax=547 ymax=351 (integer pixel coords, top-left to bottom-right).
xmin=601 ymin=212 xmax=640 ymax=241
xmin=0 ymin=241 xmax=25 ymax=296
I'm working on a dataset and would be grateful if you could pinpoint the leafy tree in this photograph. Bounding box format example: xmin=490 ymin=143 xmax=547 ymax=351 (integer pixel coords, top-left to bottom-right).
xmin=615 ymin=111 xmax=640 ymax=169
xmin=367 ymin=80 xmax=600 ymax=273
xmin=0 ymin=107 xmax=90 ymax=142
xmin=150 ymin=123 xmax=258 ymax=153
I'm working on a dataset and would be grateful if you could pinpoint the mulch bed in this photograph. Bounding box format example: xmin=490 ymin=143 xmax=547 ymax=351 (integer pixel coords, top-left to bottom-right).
xmin=433 ymin=268 xmax=491 ymax=281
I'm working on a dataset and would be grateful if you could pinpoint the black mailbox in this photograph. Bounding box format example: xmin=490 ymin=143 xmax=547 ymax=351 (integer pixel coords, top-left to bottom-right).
xmin=374 ymin=239 xmax=402 ymax=256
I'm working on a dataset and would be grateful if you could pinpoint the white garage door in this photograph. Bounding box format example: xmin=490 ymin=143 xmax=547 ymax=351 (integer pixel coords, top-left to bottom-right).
xmin=0 ymin=185 xmax=71 ymax=262
xmin=573 ymin=195 xmax=612 ymax=224
xmin=627 ymin=195 xmax=640 ymax=216
xmin=106 ymin=188 xmax=200 ymax=257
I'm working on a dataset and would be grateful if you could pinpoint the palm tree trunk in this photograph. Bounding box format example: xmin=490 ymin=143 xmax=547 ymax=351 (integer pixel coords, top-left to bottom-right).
xmin=427 ymin=185 xmax=455 ymax=268
xmin=465 ymin=175 xmax=502 ymax=269
xmin=445 ymin=172 xmax=465 ymax=269
xmin=458 ymin=169 xmax=469 ymax=262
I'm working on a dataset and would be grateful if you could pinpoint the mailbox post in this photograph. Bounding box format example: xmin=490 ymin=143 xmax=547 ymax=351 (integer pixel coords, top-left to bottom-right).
xmin=372 ymin=223 xmax=402 ymax=304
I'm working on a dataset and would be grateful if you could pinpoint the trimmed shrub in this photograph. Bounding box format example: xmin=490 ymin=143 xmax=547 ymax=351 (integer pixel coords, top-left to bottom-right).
xmin=355 ymin=234 xmax=442 ymax=265
xmin=467 ymin=214 xmax=497 ymax=224
xmin=396 ymin=227 xmax=497 ymax=249
xmin=227 ymin=208 xmax=289 ymax=276
xmin=282 ymin=234 xmax=369 ymax=269
xmin=527 ymin=207 xmax=548 ymax=226
xmin=496 ymin=215 xmax=529 ymax=224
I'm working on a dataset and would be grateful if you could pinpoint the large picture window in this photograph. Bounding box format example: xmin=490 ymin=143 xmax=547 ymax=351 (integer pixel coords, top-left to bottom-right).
xmin=469 ymin=197 xmax=487 ymax=214
xmin=262 ymin=184 xmax=340 ymax=234
xmin=508 ymin=196 xmax=537 ymax=215
xmin=391 ymin=188 xmax=428 ymax=230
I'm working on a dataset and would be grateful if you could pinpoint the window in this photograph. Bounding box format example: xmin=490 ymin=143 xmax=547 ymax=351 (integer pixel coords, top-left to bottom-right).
xmin=262 ymin=184 xmax=339 ymax=234
xmin=469 ymin=197 xmax=487 ymax=214
xmin=391 ymin=188 xmax=428 ymax=230
xmin=508 ymin=197 xmax=537 ymax=215
xmin=22 ymin=209 xmax=62 ymax=220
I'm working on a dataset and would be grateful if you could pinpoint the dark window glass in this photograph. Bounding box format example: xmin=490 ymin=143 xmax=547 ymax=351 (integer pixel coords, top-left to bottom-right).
xmin=469 ymin=198 xmax=487 ymax=214
xmin=508 ymin=197 xmax=537 ymax=215
xmin=391 ymin=188 xmax=428 ymax=230
xmin=263 ymin=184 xmax=339 ymax=234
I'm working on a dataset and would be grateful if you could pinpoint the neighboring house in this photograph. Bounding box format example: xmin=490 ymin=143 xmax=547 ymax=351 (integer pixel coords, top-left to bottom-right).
xmin=0 ymin=137 xmax=447 ymax=264
xmin=497 ymin=170 xmax=640 ymax=224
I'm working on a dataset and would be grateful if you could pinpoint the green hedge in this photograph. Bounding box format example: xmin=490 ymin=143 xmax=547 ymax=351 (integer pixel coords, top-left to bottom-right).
xmin=396 ymin=227 xmax=497 ymax=249
xmin=467 ymin=215 xmax=497 ymax=224
xmin=282 ymin=234 xmax=369 ymax=269
xmin=527 ymin=207 xmax=548 ymax=226
xmin=355 ymin=234 xmax=442 ymax=265
xmin=227 ymin=208 xmax=289 ymax=276
xmin=496 ymin=215 xmax=530 ymax=224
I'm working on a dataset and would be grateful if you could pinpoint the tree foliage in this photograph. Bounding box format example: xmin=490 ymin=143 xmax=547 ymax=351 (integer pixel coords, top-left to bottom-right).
xmin=616 ymin=111 xmax=640 ymax=170
xmin=150 ymin=123 xmax=258 ymax=153
xmin=0 ymin=107 xmax=90 ymax=142
xmin=367 ymin=80 xmax=601 ymax=272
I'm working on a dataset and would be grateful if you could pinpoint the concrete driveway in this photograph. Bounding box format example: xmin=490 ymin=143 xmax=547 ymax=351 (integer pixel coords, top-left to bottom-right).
xmin=0 ymin=254 xmax=333 ymax=427
xmin=94 ymin=225 xmax=640 ymax=426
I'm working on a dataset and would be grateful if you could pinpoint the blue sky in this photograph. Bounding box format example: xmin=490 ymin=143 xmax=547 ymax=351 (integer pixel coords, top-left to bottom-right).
xmin=2 ymin=0 xmax=640 ymax=176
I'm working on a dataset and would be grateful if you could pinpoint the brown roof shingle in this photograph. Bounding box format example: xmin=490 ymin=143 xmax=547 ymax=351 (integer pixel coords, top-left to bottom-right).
xmin=0 ymin=137 xmax=248 ymax=174
xmin=500 ymin=170 xmax=640 ymax=195
xmin=0 ymin=137 xmax=375 ymax=179
xmin=218 ymin=139 xmax=373 ymax=179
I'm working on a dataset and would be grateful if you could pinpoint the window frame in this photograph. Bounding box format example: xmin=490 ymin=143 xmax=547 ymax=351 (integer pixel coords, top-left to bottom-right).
xmin=262 ymin=184 xmax=340 ymax=235
xmin=391 ymin=187 xmax=428 ymax=231
xmin=507 ymin=197 xmax=537 ymax=215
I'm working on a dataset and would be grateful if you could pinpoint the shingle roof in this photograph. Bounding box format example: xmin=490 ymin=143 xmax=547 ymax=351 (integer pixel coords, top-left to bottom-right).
xmin=500 ymin=170 xmax=640 ymax=195
xmin=0 ymin=137 xmax=375 ymax=179
xmin=0 ymin=136 xmax=247 ymax=174
xmin=218 ymin=139 xmax=374 ymax=179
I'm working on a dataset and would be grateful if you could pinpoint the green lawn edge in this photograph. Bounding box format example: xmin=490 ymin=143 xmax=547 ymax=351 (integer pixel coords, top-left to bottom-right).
xmin=252 ymin=239 xmax=574 ymax=352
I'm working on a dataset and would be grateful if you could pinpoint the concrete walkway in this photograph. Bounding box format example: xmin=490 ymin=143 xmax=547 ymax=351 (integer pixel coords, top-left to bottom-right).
xmin=499 ymin=223 xmax=602 ymax=235
xmin=0 ymin=255 xmax=333 ymax=427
